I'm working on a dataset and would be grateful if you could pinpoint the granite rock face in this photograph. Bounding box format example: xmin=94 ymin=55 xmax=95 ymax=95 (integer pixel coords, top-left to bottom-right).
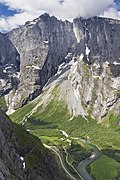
xmin=0 ymin=14 xmax=120 ymax=119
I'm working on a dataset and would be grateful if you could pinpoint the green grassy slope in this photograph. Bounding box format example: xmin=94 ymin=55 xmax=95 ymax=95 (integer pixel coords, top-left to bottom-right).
xmin=10 ymin=95 xmax=120 ymax=149
xmin=90 ymin=155 xmax=120 ymax=180
xmin=10 ymin=86 xmax=120 ymax=179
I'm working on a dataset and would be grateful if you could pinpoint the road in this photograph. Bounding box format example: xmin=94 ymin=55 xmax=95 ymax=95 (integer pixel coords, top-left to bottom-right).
xmin=63 ymin=146 xmax=83 ymax=180
xmin=43 ymin=144 xmax=76 ymax=180
xmin=44 ymin=139 xmax=102 ymax=180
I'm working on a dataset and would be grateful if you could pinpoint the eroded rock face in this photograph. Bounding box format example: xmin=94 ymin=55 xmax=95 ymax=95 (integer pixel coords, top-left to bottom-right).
xmin=65 ymin=56 xmax=120 ymax=121
xmin=38 ymin=55 xmax=120 ymax=121
xmin=0 ymin=14 xmax=120 ymax=117
xmin=0 ymin=109 xmax=67 ymax=180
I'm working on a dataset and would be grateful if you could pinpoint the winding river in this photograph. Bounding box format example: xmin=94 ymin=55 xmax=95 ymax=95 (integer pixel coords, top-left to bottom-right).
xmin=77 ymin=144 xmax=102 ymax=180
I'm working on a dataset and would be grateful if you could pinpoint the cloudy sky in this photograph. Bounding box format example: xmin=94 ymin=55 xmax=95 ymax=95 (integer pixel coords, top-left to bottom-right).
xmin=0 ymin=0 xmax=120 ymax=32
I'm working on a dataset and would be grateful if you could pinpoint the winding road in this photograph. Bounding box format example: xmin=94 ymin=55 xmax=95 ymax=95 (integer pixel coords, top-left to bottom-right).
xmin=43 ymin=144 xmax=76 ymax=180
xmin=44 ymin=139 xmax=102 ymax=180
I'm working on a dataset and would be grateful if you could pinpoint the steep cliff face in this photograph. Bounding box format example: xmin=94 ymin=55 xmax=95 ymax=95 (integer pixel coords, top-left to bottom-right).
xmin=0 ymin=14 xmax=120 ymax=119
xmin=7 ymin=13 xmax=76 ymax=108
xmin=0 ymin=33 xmax=20 ymax=96
xmin=24 ymin=54 xmax=119 ymax=121
xmin=0 ymin=109 xmax=67 ymax=180
xmin=73 ymin=17 xmax=120 ymax=66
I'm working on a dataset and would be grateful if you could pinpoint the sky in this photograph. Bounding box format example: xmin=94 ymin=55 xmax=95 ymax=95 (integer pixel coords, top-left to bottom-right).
xmin=0 ymin=0 xmax=120 ymax=32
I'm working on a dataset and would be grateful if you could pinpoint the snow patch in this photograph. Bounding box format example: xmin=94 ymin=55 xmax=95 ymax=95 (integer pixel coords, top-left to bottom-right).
xmin=65 ymin=52 xmax=72 ymax=60
xmin=20 ymin=156 xmax=26 ymax=169
xmin=27 ymin=20 xmax=37 ymax=26
xmin=85 ymin=46 xmax=90 ymax=56
xmin=30 ymin=21 xmax=36 ymax=25
xmin=32 ymin=65 xmax=41 ymax=70
xmin=93 ymin=63 xmax=100 ymax=69
xmin=113 ymin=61 xmax=120 ymax=65
xmin=0 ymin=79 xmax=6 ymax=87
xmin=56 ymin=56 xmax=77 ymax=71
xmin=23 ymin=162 xmax=26 ymax=169
xmin=55 ymin=62 xmax=67 ymax=76
xmin=20 ymin=157 xmax=24 ymax=161
xmin=6 ymin=108 xmax=15 ymax=115
xmin=25 ymin=65 xmax=41 ymax=70
xmin=105 ymin=61 xmax=109 ymax=65
xmin=5 ymin=66 xmax=12 ymax=70
xmin=43 ymin=40 xmax=49 ymax=44
xmin=104 ymin=61 xmax=109 ymax=67
xmin=68 ymin=59 xmax=75 ymax=65
xmin=3 ymin=69 xmax=7 ymax=73
xmin=26 ymin=66 xmax=31 ymax=69
xmin=16 ymin=72 xmax=20 ymax=78
xmin=85 ymin=44 xmax=90 ymax=62
xmin=80 ymin=54 xmax=84 ymax=61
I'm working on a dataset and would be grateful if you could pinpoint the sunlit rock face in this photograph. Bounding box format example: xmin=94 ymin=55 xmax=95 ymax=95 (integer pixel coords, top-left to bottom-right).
xmin=63 ymin=56 xmax=120 ymax=121
xmin=0 ymin=14 xmax=120 ymax=118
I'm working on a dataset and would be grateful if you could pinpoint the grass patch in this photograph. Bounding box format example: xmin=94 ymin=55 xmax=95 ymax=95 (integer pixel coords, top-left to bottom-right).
xmin=116 ymin=91 xmax=120 ymax=99
xmin=10 ymin=101 xmax=38 ymax=123
xmin=103 ymin=111 xmax=120 ymax=128
xmin=0 ymin=96 xmax=7 ymax=111
xmin=90 ymin=155 xmax=120 ymax=180
xmin=66 ymin=141 xmax=91 ymax=167
xmin=12 ymin=123 xmax=45 ymax=170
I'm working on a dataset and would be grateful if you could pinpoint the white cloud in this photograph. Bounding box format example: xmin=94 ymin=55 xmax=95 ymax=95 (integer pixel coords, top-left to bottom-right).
xmin=0 ymin=12 xmax=40 ymax=31
xmin=0 ymin=0 xmax=119 ymax=31
xmin=102 ymin=7 xmax=120 ymax=20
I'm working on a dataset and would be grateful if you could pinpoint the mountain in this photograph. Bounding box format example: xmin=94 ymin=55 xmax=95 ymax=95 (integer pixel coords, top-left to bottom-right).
xmin=0 ymin=108 xmax=67 ymax=180
xmin=0 ymin=13 xmax=120 ymax=180
xmin=0 ymin=13 xmax=120 ymax=121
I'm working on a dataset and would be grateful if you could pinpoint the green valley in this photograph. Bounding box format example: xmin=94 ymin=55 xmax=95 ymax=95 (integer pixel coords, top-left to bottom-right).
xmin=10 ymin=86 xmax=120 ymax=180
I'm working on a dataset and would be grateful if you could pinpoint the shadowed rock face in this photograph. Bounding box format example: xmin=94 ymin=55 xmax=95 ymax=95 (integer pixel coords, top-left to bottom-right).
xmin=0 ymin=109 xmax=67 ymax=180
xmin=0 ymin=14 xmax=120 ymax=115
xmin=0 ymin=33 xmax=20 ymax=97
xmin=73 ymin=17 xmax=120 ymax=65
